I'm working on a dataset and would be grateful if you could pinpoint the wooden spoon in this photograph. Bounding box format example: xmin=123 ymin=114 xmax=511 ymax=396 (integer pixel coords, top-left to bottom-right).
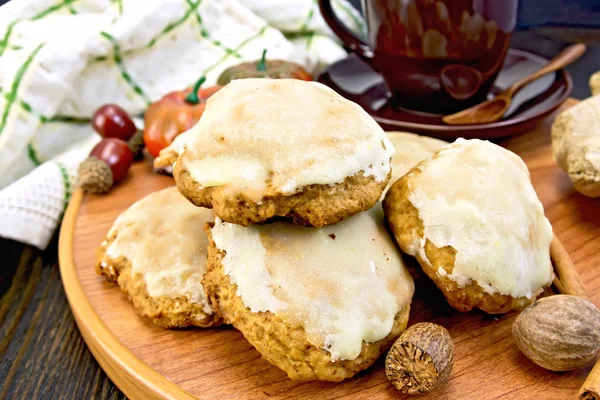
xmin=442 ymin=43 xmax=586 ymax=126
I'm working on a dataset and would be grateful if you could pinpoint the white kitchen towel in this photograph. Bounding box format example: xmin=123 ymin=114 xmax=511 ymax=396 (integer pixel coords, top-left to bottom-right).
xmin=0 ymin=0 xmax=364 ymax=250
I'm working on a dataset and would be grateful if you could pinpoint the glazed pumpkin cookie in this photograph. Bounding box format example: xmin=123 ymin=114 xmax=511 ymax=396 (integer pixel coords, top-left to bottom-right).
xmin=96 ymin=186 xmax=222 ymax=328
xmin=203 ymin=206 xmax=415 ymax=381
xmin=383 ymin=139 xmax=554 ymax=314
xmin=153 ymin=129 xmax=188 ymax=173
xmin=385 ymin=131 xmax=447 ymax=195
xmin=173 ymin=78 xmax=394 ymax=227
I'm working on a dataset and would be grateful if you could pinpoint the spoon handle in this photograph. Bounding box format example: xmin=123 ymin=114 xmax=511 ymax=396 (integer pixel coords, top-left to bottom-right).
xmin=506 ymin=43 xmax=586 ymax=98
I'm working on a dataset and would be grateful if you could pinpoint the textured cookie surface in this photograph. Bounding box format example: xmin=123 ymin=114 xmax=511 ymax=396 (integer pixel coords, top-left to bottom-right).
xmin=203 ymin=206 xmax=414 ymax=381
xmin=174 ymin=78 xmax=393 ymax=226
xmin=176 ymin=165 xmax=389 ymax=227
xmin=96 ymin=186 xmax=222 ymax=328
xmin=385 ymin=131 xmax=447 ymax=195
xmin=551 ymin=95 xmax=600 ymax=197
xmin=383 ymin=139 xmax=554 ymax=314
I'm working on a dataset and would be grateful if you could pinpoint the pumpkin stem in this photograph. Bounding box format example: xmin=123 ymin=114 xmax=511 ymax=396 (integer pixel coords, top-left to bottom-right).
xmin=185 ymin=76 xmax=207 ymax=104
xmin=257 ymin=49 xmax=267 ymax=71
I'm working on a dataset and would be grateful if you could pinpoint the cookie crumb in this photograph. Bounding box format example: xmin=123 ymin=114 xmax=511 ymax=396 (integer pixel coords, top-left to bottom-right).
xmin=329 ymin=233 xmax=336 ymax=240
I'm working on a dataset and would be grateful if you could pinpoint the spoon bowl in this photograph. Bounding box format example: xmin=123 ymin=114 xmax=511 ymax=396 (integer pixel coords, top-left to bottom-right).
xmin=440 ymin=65 xmax=483 ymax=101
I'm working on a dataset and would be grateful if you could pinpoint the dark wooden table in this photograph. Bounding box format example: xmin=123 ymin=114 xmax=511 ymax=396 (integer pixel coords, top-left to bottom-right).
xmin=0 ymin=235 xmax=125 ymax=399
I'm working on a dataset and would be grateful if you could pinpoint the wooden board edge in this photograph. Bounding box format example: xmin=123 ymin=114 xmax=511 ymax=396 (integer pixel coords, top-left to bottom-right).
xmin=58 ymin=188 xmax=195 ymax=400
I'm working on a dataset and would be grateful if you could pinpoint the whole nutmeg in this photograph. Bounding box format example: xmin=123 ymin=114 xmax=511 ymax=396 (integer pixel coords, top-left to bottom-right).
xmin=385 ymin=322 xmax=454 ymax=395
xmin=513 ymin=295 xmax=600 ymax=371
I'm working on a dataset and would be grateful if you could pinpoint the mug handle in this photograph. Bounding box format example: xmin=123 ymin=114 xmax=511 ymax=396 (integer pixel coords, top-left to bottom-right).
xmin=318 ymin=0 xmax=374 ymax=63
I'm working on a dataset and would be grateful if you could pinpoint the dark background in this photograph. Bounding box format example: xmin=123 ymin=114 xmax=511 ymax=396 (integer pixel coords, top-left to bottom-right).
xmin=1 ymin=1 xmax=600 ymax=400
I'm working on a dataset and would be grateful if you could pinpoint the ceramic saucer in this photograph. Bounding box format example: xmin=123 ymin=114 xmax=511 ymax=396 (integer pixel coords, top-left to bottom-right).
xmin=317 ymin=49 xmax=572 ymax=139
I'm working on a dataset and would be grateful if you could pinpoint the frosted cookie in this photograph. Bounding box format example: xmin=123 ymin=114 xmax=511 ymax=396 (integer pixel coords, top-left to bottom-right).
xmin=385 ymin=131 xmax=447 ymax=195
xmin=203 ymin=206 xmax=415 ymax=381
xmin=383 ymin=139 xmax=554 ymax=314
xmin=96 ymin=187 xmax=222 ymax=328
xmin=153 ymin=145 xmax=177 ymax=173
xmin=173 ymin=78 xmax=394 ymax=227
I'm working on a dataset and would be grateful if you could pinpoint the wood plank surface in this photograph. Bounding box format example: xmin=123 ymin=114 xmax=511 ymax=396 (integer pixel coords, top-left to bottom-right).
xmin=60 ymin=99 xmax=600 ymax=400
xmin=0 ymin=237 xmax=124 ymax=400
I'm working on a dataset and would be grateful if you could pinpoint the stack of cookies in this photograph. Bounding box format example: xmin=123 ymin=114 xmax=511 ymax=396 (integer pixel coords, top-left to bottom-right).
xmin=98 ymin=79 xmax=416 ymax=381
xmin=96 ymin=78 xmax=556 ymax=382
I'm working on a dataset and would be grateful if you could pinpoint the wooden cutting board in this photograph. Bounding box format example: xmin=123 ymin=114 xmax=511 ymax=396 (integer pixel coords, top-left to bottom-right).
xmin=58 ymin=99 xmax=600 ymax=400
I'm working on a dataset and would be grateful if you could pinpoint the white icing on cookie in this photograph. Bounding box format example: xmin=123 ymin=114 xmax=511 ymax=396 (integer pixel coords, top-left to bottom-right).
xmin=105 ymin=186 xmax=213 ymax=315
xmin=181 ymin=79 xmax=394 ymax=202
xmin=210 ymin=205 xmax=415 ymax=362
xmin=406 ymin=138 xmax=554 ymax=299
xmin=385 ymin=131 xmax=447 ymax=196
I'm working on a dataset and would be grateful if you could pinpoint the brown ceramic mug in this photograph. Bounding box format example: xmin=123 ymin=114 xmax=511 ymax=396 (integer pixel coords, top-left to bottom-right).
xmin=319 ymin=0 xmax=519 ymax=114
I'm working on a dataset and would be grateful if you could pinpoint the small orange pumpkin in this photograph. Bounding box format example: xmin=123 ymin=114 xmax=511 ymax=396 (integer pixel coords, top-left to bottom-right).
xmin=143 ymin=77 xmax=221 ymax=158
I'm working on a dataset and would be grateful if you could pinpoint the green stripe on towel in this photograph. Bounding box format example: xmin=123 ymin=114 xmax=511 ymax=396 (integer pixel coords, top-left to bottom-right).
xmin=27 ymin=142 xmax=42 ymax=166
xmin=0 ymin=43 xmax=45 ymax=137
xmin=0 ymin=20 xmax=20 ymax=58
xmin=115 ymin=0 xmax=123 ymax=16
xmin=55 ymin=161 xmax=72 ymax=220
xmin=300 ymin=0 xmax=317 ymax=33
xmin=0 ymin=86 xmax=47 ymax=122
xmin=111 ymin=0 xmax=123 ymax=24
xmin=100 ymin=31 xmax=152 ymax=105
xmin=96 ymin=0 xmax=242 ymax=64
xmin=186 ymin=0 xmax=242 ymax=58
xmin=46 ymin=116 xmax=90 ymax=124
xmin=197 ymin=25 xmax=268 ymax=82
xmin=31 ymin=0 xmax=79 ymax=20
xmin=16 ymin=99 xmax=49 ymax=122
xmin=92 ymin=55 xmax=108 ymax=63
xmin=146 ymin=0 xmax=201 ymax=48
xmin=306 ymin=31 xmax=315 ymax=49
